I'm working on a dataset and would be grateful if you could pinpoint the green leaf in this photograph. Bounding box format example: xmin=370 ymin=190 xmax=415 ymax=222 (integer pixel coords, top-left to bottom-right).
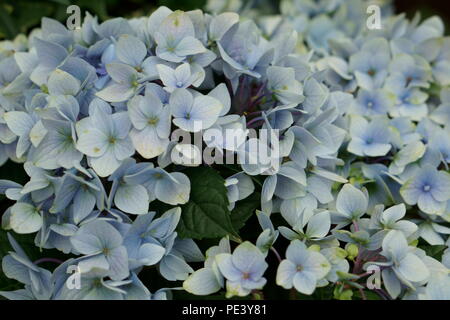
xmin=421 ymin=244 xmax=447 ymax=260
xmin=177 ymin=166 xmax=238 ymax=240
xmin=0 ymin=4 xmax=18 ymax=39
xmin=231 ymin=192 xmax=260 ymax=231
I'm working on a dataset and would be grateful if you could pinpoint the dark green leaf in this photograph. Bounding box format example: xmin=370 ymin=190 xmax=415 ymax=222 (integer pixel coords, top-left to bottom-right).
xmin=421 ymin=244 xmax=447 ymax=260
xmin=177 ymin=167 xmax=238 ymax=240
xmin=231 ymin=192 xmax=260 ymax=231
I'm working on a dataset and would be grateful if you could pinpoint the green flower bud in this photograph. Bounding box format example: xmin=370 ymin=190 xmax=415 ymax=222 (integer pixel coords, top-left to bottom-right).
xmin=335 ymin=247 xmax=348 ymax=259
xmin=345 ymin=243 xmax=359 ymax=260
xmin=339 ymin=289 xmax=353 ymax=300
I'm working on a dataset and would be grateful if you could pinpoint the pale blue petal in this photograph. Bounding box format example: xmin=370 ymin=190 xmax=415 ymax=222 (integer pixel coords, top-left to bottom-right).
xmin=114 ymin=184 xmax=149 ymax=215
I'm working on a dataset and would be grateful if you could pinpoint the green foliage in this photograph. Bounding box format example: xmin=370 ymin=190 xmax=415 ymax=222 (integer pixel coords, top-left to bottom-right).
xmin=230 ymin=191 xmax=260 ymax=231
xmin=177 ymin=166 xmax=238 ymax=240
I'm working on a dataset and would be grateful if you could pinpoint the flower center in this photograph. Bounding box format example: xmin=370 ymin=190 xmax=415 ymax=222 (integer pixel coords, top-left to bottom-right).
xmin=296 ymin=265 xmax=303 ymax=272
xmin=153 ymin=173 xmax=163 ymax=179
xmin=242 ymin=272 xmax=250 ymax=279
xmin=148 ymin=117 xmax=159 ymax=126
xmin=423 ymin=184 xmax=431 ymax=192
xmin=176 ymin=81 xmax=184 ymax=88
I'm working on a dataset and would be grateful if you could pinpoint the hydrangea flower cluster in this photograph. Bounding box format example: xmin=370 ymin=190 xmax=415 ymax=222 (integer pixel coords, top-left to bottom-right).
xmin=0 ymin=0 xmax=449 ymax=300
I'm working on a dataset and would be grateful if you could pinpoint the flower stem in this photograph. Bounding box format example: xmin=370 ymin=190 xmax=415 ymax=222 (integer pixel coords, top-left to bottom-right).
xmin=270 ymin=247 xmax=283 ymax=263
xmin=246 ymin=116 xmax=264 ymax=127
xmin=34 ymin=257 xmax=63 ymax=265
xmin=251 ymin=290 xmax=264 ymax=300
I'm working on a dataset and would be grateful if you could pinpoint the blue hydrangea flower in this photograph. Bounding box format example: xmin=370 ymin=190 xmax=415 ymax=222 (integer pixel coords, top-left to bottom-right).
xmin=400 ymin=164 xmax=450 ymax=215
xmin=128 ymin=92 xmax=171 ymax=159
xmin=157 ymin=63 xmax=200 ymax=92
xmin=367 ymin=230 xmax=430 ymax=299
xmin=183 ymin=237 xmax=230 ymax=296
xmin=124 ymin=165 xmax=190 ymax=205
xmin=276 ymin=240 xmax=330 ymax=295
xmin=332 ymin=183 xmax=368 ymax=228
xmin=70 ymin=219 xmax=129 ymax=281
xmin=347 ymin=116 xmax=392 ymax=157
xmin=154 ymin=11 xmax=206 ymax=63
xmin=0 ymin=233 xmax=53 ymax=300
xmin=169 ymin=88 xmax=222 ymax=132
xmin=352 ymin=89 xmax=393 ymax=116
xmin=267 ymin=66 xmax=304 ymax=105
xmin=76 ymin=104 xmax=134 ymax=177
xmin=349 ymin=38 xmax=390 ymax=90
xmin=215 ymin=241 xmax=268 ymax=298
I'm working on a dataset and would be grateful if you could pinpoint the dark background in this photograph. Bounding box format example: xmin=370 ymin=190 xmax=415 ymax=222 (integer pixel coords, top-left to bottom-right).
xmin=1 ymin=0 xmax=450 ymax=40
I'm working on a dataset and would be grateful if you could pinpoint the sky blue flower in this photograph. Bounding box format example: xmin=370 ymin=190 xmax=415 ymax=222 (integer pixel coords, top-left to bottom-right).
xmin=154 ymin=11 xmax=206 ymax=63
xmin=276 ymin=239 xmax=330 ymax=295
xmin=107 ymin=159 xmax=150 ymax=215
xmin=306 ymin=15 xmax=344 ymax=54
xmin=2 ymin=233 xmax=53 ymax=300
xmin=41 ymin=205 xmax=79 ymax=254
xmin=347 ymin=115 xmax=392 ymax=157
xmin=368 ymin=230 xmax=430 ymax=299
xmin=215 ymin=241 xmax=268 ymax=298
xmin=225 ymin=172 xmax=254 ymax=210
xmin=76 ymin=105 xmax=134 ymax=177
xmin=353 ymin=89 xmax=393 ymax=116
xmin=169 ymin=88 xmax=222 ymax=132
xmin=70 ymin=219 xmax=129 ymax=281
xmin=183 ymin=237 xmax=230 ymax=296
xmin=29 ymin=38 xmax=68 ymax=86
xmin=0 ymin=233 xmax=53 ymax=300
xmin=287 ymin=125 xmax=321 ymax=169
xmin=261 ymin=161 xmax=307 ymax=202
xmin=368 ymin=203 xmax=418 ymax=240
xmin=421 ymin=37 xmax=450 ymax=86
xmin=124 ymin=165 xmax=190 ymax=205
xmin=116 ymin=35 xmax=148 ymax=70
xmin=157 ymin=63 xmax=201 ymax=92
xmin=267 ymin=66 xmax=304 ymax=105
xmin=95 ymin=62 xmax=142 ymax=102
xmin=51 ymin=169 xmax=106 ymax=223
xmin=387 ymin=83 xmax=429 ymax=121
xmin=400 ymin=164 xmax=450 ymax=215
xmin=9 ymin=202 xmax=43 ymax=234
xmin=53 ymin=266 xmax=128 ymax=300
xmin=349 ymin=38 xmax=390 ymax=90
xmin=255 ymin=210 xmax=279 ymax=256
xmin=30 ymin=118 xmax=83 ymax=170
xmin=123 ymin=209 xmax=180 ymax=269
xmin=128 ymin=92 xmax=171 ymax=159
xmin=217 ymin=20 xmax=272 ymax=89
xmin=332 ymin=183 xmax=368 ymax=228
xmin=3 ymin=110 xmax=38 ymax=159
xmin=279 ymin=210 xmax=331 ymax=243
xmin=430 ymin=87 xmax=450 ymax=125
xmin=387 ymin=54 xmax=431 ymax=89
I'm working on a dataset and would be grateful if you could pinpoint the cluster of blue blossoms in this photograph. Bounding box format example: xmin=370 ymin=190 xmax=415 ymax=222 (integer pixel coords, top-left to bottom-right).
xmin=0 ymin=0 xmax=449 ymax=300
